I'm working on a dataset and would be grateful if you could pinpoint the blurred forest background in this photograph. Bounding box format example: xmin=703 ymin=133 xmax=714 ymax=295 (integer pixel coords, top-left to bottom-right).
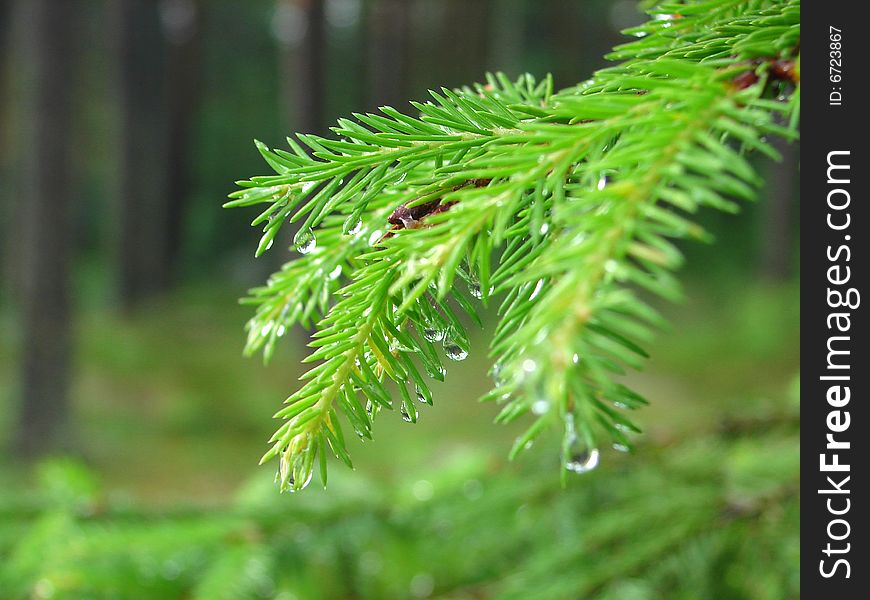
xmin=0 ymin=1 xmax=798 ymax=598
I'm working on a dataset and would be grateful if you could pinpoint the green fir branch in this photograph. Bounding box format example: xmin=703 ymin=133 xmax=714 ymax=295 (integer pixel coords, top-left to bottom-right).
xmin=227 ymin=0 xmax=800 ymax=492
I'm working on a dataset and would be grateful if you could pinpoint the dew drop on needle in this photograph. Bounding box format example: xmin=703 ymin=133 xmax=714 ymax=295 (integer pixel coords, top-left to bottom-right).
xmin=294 ymin=227 xmax=317 ymax=254
xmin=444 ymin=344 xmax=468 ymax=361
xmin=566 ymin=448 xmax=600 ymax=474
xmin=422 ymin=328 xmax=445 ymax=343
xmin=344 ymin=214 xmax=362 ymax=235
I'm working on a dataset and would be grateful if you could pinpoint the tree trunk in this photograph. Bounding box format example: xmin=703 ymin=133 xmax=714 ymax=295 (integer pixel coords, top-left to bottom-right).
xmin=0 ymin=0 xmax=13 ymax=296
xmin=15 ymin=0 xmax=78 ymax=456
xmin=115 ymin=0 xmax=168 ymax=309
xmin=489 ymin=0 xmax=524 ymax=77
xmin=441 ymin=0 xmax=490 ymax=86
xmin=758 ymin=138 xmax=798 ymax=281
xmin=0 ymin=0 xmax=12 ymax=129
xmin=277 ymin=0 xmax=326 ymax=135
xmin=367 ymin=0 xmax=411 ymax=110
xmin=272 ymin=0 xmax=327 ymax=272
xmin=160 ymin=0 xmax=204 ymax=281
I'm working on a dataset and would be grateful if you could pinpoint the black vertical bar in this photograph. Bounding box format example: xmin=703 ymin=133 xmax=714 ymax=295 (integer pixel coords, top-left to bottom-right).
xmin=802 ymin=1 xmax=865 ymax=596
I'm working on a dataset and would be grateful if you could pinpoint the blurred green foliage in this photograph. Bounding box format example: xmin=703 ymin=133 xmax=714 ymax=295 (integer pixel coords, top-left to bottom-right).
xmin=0 ymin=282 xmax=799 ymax=599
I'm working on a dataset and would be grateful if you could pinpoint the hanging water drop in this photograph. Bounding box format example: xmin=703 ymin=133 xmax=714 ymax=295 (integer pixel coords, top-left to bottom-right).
xmin=528 ymin=278 xmax=545 ymax=301
xmin=597 ymin=174 xmax=609 ymax=190
xmin=415 ymin=387 xmax=428 ymax=404
xmin=539 ymin=223 xmax=549 ymax=235
xmin=566 ymin=448 xmax=600 ymax=474
xmin=531 ymin=400 xmax=550 ymax=415
xmin=401 ymin=404 xmax=413 ymax=422
xmin=294 ymin=227 xmax=317 ymax=254
xmin=572 ymin=353 xmax=580 ymax=364
xmin=522 ymin=359 xmax=537 ymax=374
xmin=613 ymin=443 xmax=630 ymax=453
xmin=365 ymin=400 xmax=374 ymax=416
xmin=444 ymin=344 xmax=468 ymax=361
xmin=291 ymin=469 xmax=314 ymax=492
xmin=344 ymin=214 xmax=362 ymax=235
xmin=422 ymin=327 xmax=446 ymax=343
xmin=368 ymin=230 xmax=383 ymax=246
xmin=328 ymin=264 xmax=342 ymax=280
xmin=468 ymin=281 xmax=482 ymax=299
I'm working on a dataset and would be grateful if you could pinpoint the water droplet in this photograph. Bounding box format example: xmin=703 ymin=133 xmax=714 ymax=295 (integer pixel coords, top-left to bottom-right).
xmin=531 ymin=400 xmax=549 ymax=415
xmin=491 ymin=362 xmax=503 ymax=381
xmin=566 ymin=448 xmax=600 ymax=474
xmin=328 ymin=264 xmax=342 ymax=280
xmin=401 ymin=404 xmax=413 ymax=422
xmin=278 ymin=453 xmax=314 ymax=492
xmin=294 ymin=228 xmax=316 ymax=254
xmin=415 ymin=387 xmax=428 ymax=404
xmin=597 ymin=174 xmax=609 ymax=190
xmin=365 ymin=400 xmax=374 ymax=416
xmin=422 ymin=328 xmax=445 ymax=342
xmin=425 ymin=363 xmax=446 ymax=380
xmin=301 ymin=180 xmax=316 ymax=192
xmin=539 ymin=223 xmax=549 ymax=235
xmin=614 ymin=401 xmax=629 ymax=410
xmin=528 ymin=278 xmax=545 ymax=301
xmin=344 ymin=214 xmax=362 ymax=235
xmin=368 ymin=230 xmax=383 ymax=246
xmin=444 ymin=344 xmax=468 ymax=361
xmin=468 ymin=282 xmax=482 ymax=298
xmin=292 ymin=469 xmax=314 ymax=492
xmin=615 ymin=423 xmax=632 ymax=433
xmin=276 ymin=325 xmax=286 ymax=337
xmin=604 ymin=259 xmax=618 ymax=274
xmin=572 ymin=353 xmax=580 ymax=364
xmin=522 ymin=359 xmax=537 ymax=374
xmin=613 ymin=443 xmax=630 ymax=453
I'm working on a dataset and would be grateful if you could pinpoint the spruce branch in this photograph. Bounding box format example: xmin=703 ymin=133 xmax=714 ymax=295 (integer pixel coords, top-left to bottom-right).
xmin=227 ymin=0 xmax=800 ymax=491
